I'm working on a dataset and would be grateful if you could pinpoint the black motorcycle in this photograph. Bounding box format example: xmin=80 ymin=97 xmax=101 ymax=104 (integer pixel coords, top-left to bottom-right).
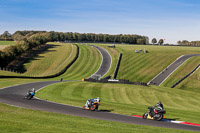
xmin=142 ymin=107 xmax=166 ymax=121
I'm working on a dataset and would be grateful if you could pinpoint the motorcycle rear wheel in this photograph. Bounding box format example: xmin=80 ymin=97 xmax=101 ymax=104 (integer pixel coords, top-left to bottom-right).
xmin=153 ymin=113 xmax=163 ymax=121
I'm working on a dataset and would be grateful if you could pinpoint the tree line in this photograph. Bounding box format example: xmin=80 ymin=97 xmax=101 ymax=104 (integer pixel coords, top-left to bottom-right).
xmin=177 ymin=40 xmax=200 ymax=46
xmin=11 ymin=31 xmax=149 ymax=44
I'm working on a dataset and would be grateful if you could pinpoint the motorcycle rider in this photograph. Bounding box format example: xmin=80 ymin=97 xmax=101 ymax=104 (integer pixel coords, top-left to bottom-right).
xmin=27 ymin=88 xmax=35 ymax=96
xmin=150 ymin=101 xmax=164 ymax=117
xmin=84 ymin=97 xmax=100 ymax=109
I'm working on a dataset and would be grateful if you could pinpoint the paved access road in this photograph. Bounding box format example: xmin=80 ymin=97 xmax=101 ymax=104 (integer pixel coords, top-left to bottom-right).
xmin=149 ymin=54 xmax=200 ymax=86
xmin=0 ymin=81 xmax=200 ymax=131
xmin=89 ymin=45 xmax=112 ymax=79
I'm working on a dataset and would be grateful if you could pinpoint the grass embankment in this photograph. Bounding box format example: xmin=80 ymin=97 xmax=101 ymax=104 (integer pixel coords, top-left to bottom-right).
xmin=37 ymin=81 xmax=200 ymax=124
xmin=23 ymin=42 xmax=75 ymax=76
xmin=162 ymin=56 xmax=200 ymax=91
xmin=0 ymin=41 xmax=15 ymax=50
xmin=54 ymin=44 xmax=102 ymax=80
xmin=114 ymin=45 xmax=200 ymax=83
xmin=0 ymin=103 xmax=191 ymax=133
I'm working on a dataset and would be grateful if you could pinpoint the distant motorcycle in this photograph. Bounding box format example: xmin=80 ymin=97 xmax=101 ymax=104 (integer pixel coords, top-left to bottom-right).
xmin=82 ymin=97 xmax=100 ymax=111
xmin=142 ymin=106 xmax=166 ymax=121
xmin=25 ymin=88 xmax=35 ymax=100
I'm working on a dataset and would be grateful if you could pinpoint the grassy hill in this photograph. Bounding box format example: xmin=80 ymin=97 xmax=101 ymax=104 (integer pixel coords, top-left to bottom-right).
xmin=37 ymin=81 xmax=200 ymax=124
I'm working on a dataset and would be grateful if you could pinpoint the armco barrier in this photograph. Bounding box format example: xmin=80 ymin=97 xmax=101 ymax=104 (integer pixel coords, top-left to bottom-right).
xmin=171 ymin=64 xmax=200 ymax=88
xmin=0 ymin=44 xmax=79 ymax=79
xmin=113 ymin=53 xmax=122 ymax=79
xmin=84 ymin=78 xmax=148 ymax=86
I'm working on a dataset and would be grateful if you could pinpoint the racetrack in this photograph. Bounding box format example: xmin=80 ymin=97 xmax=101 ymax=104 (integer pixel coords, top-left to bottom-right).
xmin=148 ymin=54 xmax=200 ymax=86
xmin=0 ymin=46 xmax=200 ymax=131
xmin=89 ymin=45 xmax=112 ymax=79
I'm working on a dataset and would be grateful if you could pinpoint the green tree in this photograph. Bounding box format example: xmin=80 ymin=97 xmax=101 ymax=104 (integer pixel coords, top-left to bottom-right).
xmin=1 ymin=31 xmax=12 ymax=41
xmin=158 ymin=39 xmax=164 ymax=45
xmin=152 ymin=38 xmax=157 ymax=44
xmin=177 ymin=40 xmax=182 ymax=45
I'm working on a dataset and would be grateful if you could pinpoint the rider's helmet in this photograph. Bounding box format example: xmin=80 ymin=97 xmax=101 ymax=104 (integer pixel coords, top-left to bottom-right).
xmin=157 ymin=101 xmax=162 ymax=105
xmin=157 ymin=101 xmax=164 ymax=109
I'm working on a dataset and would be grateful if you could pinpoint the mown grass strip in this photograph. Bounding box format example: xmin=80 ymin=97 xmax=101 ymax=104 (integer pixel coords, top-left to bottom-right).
xmin=0 ymin=103 xmax=191 ymax=133
xmin=0 ymin=41 xmax=15 ymax=45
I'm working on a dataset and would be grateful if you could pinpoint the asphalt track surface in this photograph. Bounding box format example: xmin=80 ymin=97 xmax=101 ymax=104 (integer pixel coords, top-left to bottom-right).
xmin=0 ymin=46 xmax=200 ymax=131
xmin=89 ymin=45 xmax=111 ymax=78
xmin=149 ymin=54 xmax=200 ymax=86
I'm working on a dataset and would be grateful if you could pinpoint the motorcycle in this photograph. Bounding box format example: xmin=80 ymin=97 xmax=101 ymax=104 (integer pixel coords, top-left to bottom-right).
xmin=142 ymin=107 xmax=166 ymax=121
xmin=25 ymin=91 xmax=35 ymax=100
xmin=82 ymin=100 xmax=100 ymax=111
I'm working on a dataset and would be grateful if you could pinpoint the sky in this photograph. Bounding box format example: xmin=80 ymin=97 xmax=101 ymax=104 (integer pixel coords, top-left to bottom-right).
xmin=0 ymin=0 xmax=200 ymax=44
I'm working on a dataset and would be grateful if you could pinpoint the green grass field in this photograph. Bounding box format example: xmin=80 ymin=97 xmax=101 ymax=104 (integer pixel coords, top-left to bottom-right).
xmin=0 ymin=41 xmax=15 ymax=45
xmin=175 ymin=67 xmax=200 ymax=92
xmin=0 ymin=41 xmax=15 ymax=50
xmin=37 ymin=81 xmax=200 ymax=124
xmin=0 ymin=103 xmax=191 ymax=133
